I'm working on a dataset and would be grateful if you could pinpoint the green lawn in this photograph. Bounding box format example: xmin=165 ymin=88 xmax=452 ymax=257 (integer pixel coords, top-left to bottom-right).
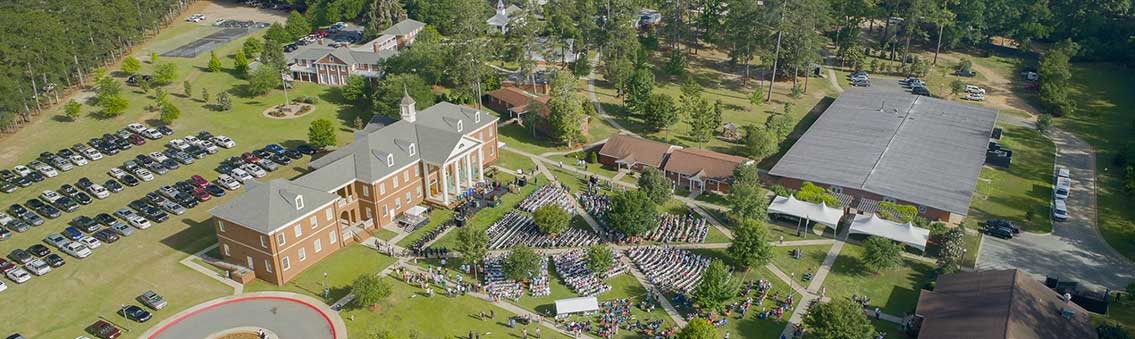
xmin=340 ymin=276 xmax=573 ymax=339
xmin=394 ymin=209 xmax=455 ymax=248
xmin=694 ymin=191 xmax=729 ymax=207
xmin=1056 ymin=63 xmax=1135 ymax=261
xmin=1105 ymin=298 xmax=1135 ymax=330
xmin=769 ymin=245 xmax=833 ymax=284
xmin=969 ymin=123 xmax=1056 ymax=232
xmin=428 ymin=178 xmax=540 ymax=250
xmin=0 ymin=18 xmax=377 ymax=337
xmin=871 ymin=319 xmax=913 ymax=339
xmin=245 ymin=245 xmax=398 ymax=303
xmin=689 ymin=248 xmax=802 ymax=339
xmin=374 ymin=228 xmax=400 ymax=241
xmin=495 ymin=149 xmax=536 ymax=172
xmin=822 ymin=244 xmax=935 ymax=316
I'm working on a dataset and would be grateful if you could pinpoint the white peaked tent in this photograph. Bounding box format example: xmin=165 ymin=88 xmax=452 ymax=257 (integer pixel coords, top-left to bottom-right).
xmin=767 ymin=195 xmax=845 ymax=229
xmin=849 ymin=214 xmax=932 ymax=251
xmin=555 ymin=296 xmax=599 ymax=316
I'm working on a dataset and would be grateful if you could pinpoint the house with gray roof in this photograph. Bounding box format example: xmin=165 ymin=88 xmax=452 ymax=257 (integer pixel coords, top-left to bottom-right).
xmin=767 ymin=88 xmax=998 ymax=223
xmin=210 ymin=93 xmax=500 ymax=285
xmin=487 ymin=0 xmax=524 ymax=34
xmin=360 ymin=18 xmax=426 ymax=53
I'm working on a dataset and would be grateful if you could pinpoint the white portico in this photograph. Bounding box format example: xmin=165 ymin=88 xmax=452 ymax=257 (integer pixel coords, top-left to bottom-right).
xmin=422 ymin=135 xmax=486 ymax=206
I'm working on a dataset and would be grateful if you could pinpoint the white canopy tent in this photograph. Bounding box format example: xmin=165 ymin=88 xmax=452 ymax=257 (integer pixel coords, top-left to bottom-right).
xmin=849 ymin=214 xmax=932 ymax=251
xmin=767 ymin=195 xmax=845 ymax=229
xmin=555 ymin=296 xmax=599 ymax=316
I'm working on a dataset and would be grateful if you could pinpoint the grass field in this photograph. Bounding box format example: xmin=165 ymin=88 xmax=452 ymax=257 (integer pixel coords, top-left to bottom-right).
xmin=969 ymin=123 xmax=1056 ymax=233
xmin=822 ymin=244 xmax=935 ymax=316
xmin=0 ymin=17 xmax=368 ymax=337
xmin=245 ymin=245 xmax=398 ymax=303
xmin=428 ymin=179 xmax=540 ymax=250
xmin=495 ymin=148 xmax=537 ymax=172
xmin=689 ymin=248 xmax=802 ymax=339
xmin=1056 ymin=63 xmax=1135 ymax=261
xmin=340 ymin=276 xmax=574 ymax=339
xmin=769 ymin=245 xmax=833 ymax=284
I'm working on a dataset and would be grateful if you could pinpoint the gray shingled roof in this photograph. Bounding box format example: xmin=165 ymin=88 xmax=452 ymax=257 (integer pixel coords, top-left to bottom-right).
xmin=287 ymin=45 xmax=397 ymax=66
xmin=380 ymin=19 xmax=425 ymax=36
xmin=309 ymin=120 xmax=422 ymax=183
xmin=768 ymin=88 xmax=998 ymax=215
xmin=210 ymin=179 xmax=339 ymax=234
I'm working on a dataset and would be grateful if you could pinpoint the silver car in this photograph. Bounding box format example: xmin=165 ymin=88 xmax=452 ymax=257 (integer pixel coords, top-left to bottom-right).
xmin=111 ymin=222 xmax=135 ymax=237
xmin=161 ymin=201 xmax=186 ymax=215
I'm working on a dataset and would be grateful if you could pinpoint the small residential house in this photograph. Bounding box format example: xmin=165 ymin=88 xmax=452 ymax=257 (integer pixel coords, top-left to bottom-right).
xmin=487 ymin=0 xmax=524 ymax=34
xmin=287 ymin=46 xmax=395 ymax=85
xmin=484 ymin=86 xmax=590 ymax=138
xmin=360 ymin=19 xmax=426 ymax=53
xmin=597 ymin=134 xmax=680 ymax=171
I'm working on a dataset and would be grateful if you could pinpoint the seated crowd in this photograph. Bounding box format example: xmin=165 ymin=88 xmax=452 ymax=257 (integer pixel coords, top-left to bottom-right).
xmin=486 ymin=210 xmax=602 ymax=250
xmin=551 ymin=250 xmax=628 ymax=296
xmin=518 ymin=184 xmax=576 ymax=214
xmin=558 ymin=298 xmax=676 ymax=339
xmin=482 ymin=254 xmax=551 ymax=300
xmin=624 ymin=247 xmax=709 ymax=294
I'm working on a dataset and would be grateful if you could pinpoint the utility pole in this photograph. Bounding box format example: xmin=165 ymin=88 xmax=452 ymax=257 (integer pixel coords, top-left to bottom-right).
xmin=766 ymin=0 xmax=787 ymax=103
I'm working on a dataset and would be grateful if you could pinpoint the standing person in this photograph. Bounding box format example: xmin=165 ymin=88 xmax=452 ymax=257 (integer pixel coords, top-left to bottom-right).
xmin=523 ymin=328 xmax=528 ymax=338
xmin=874 ymin=307 xmax=881 ymax=319
xmin=491 ymin=309 xmax=495 ymax=319
xmin=536 ymin=327 xmax=542 ymax=338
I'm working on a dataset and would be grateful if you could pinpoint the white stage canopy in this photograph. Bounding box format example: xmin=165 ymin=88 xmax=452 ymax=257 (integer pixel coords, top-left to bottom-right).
xmin=767 ymin=195 xmax=845 ymax=229
xmin=555 ymin=296 xmax=599 ymax=316
xmin=849 ymin=214 xmax=932 ymax=251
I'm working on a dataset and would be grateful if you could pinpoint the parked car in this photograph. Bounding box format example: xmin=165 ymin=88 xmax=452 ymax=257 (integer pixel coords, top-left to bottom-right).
xmin=71 ymin=216 xmax=100 ymax=233
xmin=217 ymin=175 xmax=241 ymax=190
xmin=6 ymin=267 xmax=31 ymax=284
xmin=953 ymin=69 xmax=977 ymax=77
xmin=26 ymin=199 xmax=62 ymax=219
xmin=964 ymin=85 xmax=986 ymax=95
xmin=104 ymin=179 xmax=124 ymax=193
xmin=190 ymin=175 xmax=210 ymax=188
xmin=44 ymin=253 xmax=65 ymax=267
xmin=160 ymin=201 xmax=187 ymax=215
xmin=1053 ymin=199 xmax=1069 ymax=221
xmin=241 ymin=164 xmax=267 ymax=178
xmin=265 ymin=144 xmax=286 ymax=155
xmin=204 ymin=184 xmax=226 ymax=197
xmin=86 ymin=320 xmax=122 ymax=339
xmin=230 ymin=168 xmax=254 ymax=182
xmin=986 ymin=219 xmax=1021 ymax=234
xmin=120 ymin=174 xmax=141 ymax=187
xmin=174 ymin=194 xmax=199 ymax=209
xmin=115 ymin=208 xmax=151 ymax=229
xmin=0 ymin=228 xmax=9 ymax=240
xmin=912 ymin=86 xmax=931 ymax=96
xmin=87 ymin=184 xmax=110 ymax=199
xmin=7 ymin=249 xmax=33 ymax=265
xmin=94 ymin=228 xmax=121 ymax=243
xmin=142 ymin=128 xmax=164 ymax=139
xmin=167 ymin=139 xmax=189 ymax=150
xmin=0 ymin=258 xmax=15 ymax=273
xmin=138 ymin=290 xmax=168 ymax=310
xmin=284 ymin=149 xmax=303 ymax=160
xmin=1055 ymin=177 xmax=1071 ymax=200
xmin=63 ymin=226 xmax=83 ymax=240
xmin=79 ymin=235 xmax=103 ymax=249
xmin=25 ymin=258 xmax=52 ymax=275
xmin=60 ymin=241 xmax=92 ymax=259
xmin=191 ymin=187 xmax=212 ymax=202
xmin=108 ymin=167 xmax=127 ymax=179
xmin=963 ymin=92 xmax=985 ymax=101
xmin=44 ymin=233 xmax=70 ymax=248
xmin=120 ymin=305 xmax=152 ymax=322
xmin=256 ymin=159 xmax=278 ymax=172
xmin=240 ymin=152 xmax=260 ymax=164
xmin=110 ymin=222 xmax=135 ymax=237
xmin=27 ymin=244 xmax=51 ymax=257
xmin=157 ymin=126 xmax=174 ymax=136
xmin=212 ymin=135 xmax=236 ymax=148
xmin=851 ymin=78 xmax=870 ymax=87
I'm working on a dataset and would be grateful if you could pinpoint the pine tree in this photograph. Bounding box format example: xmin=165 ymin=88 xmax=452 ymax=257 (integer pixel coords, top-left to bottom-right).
xmin=234 ymin=50 xmax=250 ymax=76
xmin=207 ymin=51 xmax=222 ymax=72
xmin=308 ymin=118 xmax=338 ymax=148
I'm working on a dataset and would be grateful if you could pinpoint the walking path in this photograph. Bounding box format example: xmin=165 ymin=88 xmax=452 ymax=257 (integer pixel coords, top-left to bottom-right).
xmin=780 ymin=239 xmax=846 ymax=339
xmin=179 ymin=244 xmax=244 ymax=295
xmin=827 ymin=68 xmax=845 ymax=93
xmin=620 ymin=256 xmax=688 ymax=327
xmin=138 ymin=292 xmax=348 ymax=339
xmin=584 ymin=53 xmax=637 ymax=136
xmin=686 ymin=203 xmax=734 ymax=240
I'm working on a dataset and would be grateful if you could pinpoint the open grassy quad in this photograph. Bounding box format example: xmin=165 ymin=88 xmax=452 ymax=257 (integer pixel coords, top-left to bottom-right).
xmin=426 ymin=177 xmax=541 ymax=250
xmin=769 ymin=244 xmax=833 ymax=284
xmin=1056 ymin=63 xmax=1135 ymax=261
xmin=495 ymin=148 xmax=537 ymax=172
xmin=245 ymin=245 xmax=398 ymax=303
xmin=0 ymin=15 xmax=379 ymax=336
xmin=822 ymin=244 xmax=935 ymax=316
xmin=969 ymin=123 xmax=1056 ymax=232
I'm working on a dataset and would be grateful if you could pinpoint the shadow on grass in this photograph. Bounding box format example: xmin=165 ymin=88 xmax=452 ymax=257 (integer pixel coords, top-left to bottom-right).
xmin=160 ymin=217 xmax=221 ymax=256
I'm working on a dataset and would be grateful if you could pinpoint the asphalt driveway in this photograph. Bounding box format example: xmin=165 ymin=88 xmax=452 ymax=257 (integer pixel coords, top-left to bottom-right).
xmin=977 ymin=121 xmax=1135 ymax=290
xmin=142 ymin=292 xmax=346 ymax=339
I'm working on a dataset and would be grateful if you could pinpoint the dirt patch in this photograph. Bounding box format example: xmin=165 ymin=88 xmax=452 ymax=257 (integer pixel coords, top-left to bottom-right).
xmin=216 ymin=333 xmax=259 ymax=339
xmin=262 ymin=103 xmax=315 ymax=119
xmin=190 ymin=1 xmax=288 ymax=25
xmin=936 ymin=53 xmax=1040 ymax=117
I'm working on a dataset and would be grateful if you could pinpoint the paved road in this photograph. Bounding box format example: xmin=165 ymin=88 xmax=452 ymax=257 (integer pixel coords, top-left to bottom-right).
xmin=978 ymin=117 xmax=1135 ymax=290
xmin=142 ymin=293 xmax=346 ymax=339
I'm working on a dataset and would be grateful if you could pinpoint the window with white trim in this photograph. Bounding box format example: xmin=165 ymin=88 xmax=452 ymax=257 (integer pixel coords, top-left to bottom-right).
xmin=329 ymin=231 xmax=337 ymax=244
xmin=379 ymin=183 xmax=386 ymax=195
xmin=409 ymin=143 xmax=417 ymax=156
xmin=325 ymin=208 xmax=333 ymax=221
xmin=282 ymin=256 xmax=291 ymax=271
xmin=386 ymin=154 xmax=394 ymax=167
xmin=475 ymin=111 xmax=481 ymax=123
xmin=395 ymin=199 xmax=402 ymax=210
xmin=298 ymin=247 xmax=307 ymax=262
xmin=362 ymin=185 xmax=370 ymax=197
xmin=393 ymin=176 xmax=399 ymax=188
xmin=414 ymin=165 xmax=420 ymax=176
xmin=265 ymin=260 xmax=273 ymax=273
xmin=218 ymin=220 xmax=226 ymax=232
xmin=383 ymin=205 xmax=389 ymax=217
xmin=314 ymin=239 xmax=323 ymax=253
xmin=309 ymin=216 xmax=318 ymax=229
xmin=405 ymin=191 xmax=411 ymax=202
xmin=489 ymin=145 xmax=495 ymax=156
xmin=416 ymin=187 xmax=422 ymax=197
xmin=294 ymin=225 xmax=302 ymax=237
xmin=457 ymin=120 xmax=463 ymax=132
xmin=223 ymin=244 xmax=230 ymax=256
xmin=365 ymin=208 xmax=373 ymax=220
xmin=294 ymin=195 xmax=304 ymax=210
xmin=247 ymin=256 xmax=254 ymax=270
xmin=403 ymin=171 xmax=409 ymax=182
xmin=829 ymin=185 xmax=843 ymax=194
xmin=260 ymin=235 xmax=268 ymax=248
xmin=917 ymin=205 xmax=927 ymax=213
xmin=277 ymin=233 xmax=287 ymax=246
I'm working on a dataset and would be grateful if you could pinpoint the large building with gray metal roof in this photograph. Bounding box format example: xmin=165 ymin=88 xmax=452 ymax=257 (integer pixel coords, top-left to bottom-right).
xmin=768 ymin=88 xmax=998 ymax=222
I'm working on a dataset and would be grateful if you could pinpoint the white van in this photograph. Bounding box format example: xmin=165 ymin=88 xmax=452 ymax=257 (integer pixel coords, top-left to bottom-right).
xmin=1054 ymin=177 xmax=1071 ymax=200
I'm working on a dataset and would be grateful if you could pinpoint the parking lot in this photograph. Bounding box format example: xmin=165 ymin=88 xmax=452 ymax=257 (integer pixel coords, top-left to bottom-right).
xmin=978 ymin=125 xmax=1135 ymax=290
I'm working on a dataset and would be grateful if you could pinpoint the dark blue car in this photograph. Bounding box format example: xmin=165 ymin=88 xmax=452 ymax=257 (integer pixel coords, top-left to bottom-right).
xmin=63 ymin=226 xmax=83 ymax=240
xmin=264 ymin=144 xmax=286 ymax=155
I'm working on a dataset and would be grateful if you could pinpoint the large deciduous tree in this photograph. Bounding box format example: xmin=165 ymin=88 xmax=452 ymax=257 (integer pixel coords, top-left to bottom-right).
xmin=586 ymin=244 xmax=614 ymax=277
xmin=676 ymin=318 xmax=717 ymax=339
xmin=863 ymin=236 xmax=903 ymax=272
xmin=726 ymin=163 xmax=769 ymax=222
xmin=364 ymin=0 xmax=407 ymax=41
xmin=642 ymin=93 xmax=679 ymax=132
xmin=802 ymin=299 xmax=877 ymax=339
xmin=625 ymin=66 xmax=654 ymax=114
xmin=740 ymin=125 xmax=778 ymax=160
xmin=372 ymin=74 xmax=435 ymax=119
xmin=606 ymin=190 xmax=659 ymax=237
xmin=727 ymin=219 xmax=774 ymax=270
xmin=455 ymin=225 xmax=489 ymax=267
xmin=503 ymin=246 xmax=541 ymax=281
xmin=285 ymin=11 xmax=312 ymax=40
xmin=637 ymin=167 xmax=673 ymax=204
xmin=533 ymin=205 xmax=571 ymax=236
xmin=545 ymin=72 xmax=587 ymax=147
xmin=352 ymin=274 xmax=392 ymax=308
xmin=308 ymin=118 xmax=338 ymax=149
xmin=693 ymin=259 xmax=738 ymax=312
xmin=247 ymin=66 xmax=280 ymax=96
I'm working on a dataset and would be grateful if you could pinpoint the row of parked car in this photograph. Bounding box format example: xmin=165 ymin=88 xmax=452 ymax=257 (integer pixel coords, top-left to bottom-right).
xmin=901 ymin=76 xmax=933 ymax=96
xmin=4 ymin=290 xmax=168 ymax=339
xmin=1052 ymin=167 xmax=1071 ymax=222
xmin=0 ymin=123 xmax=175 ymax=193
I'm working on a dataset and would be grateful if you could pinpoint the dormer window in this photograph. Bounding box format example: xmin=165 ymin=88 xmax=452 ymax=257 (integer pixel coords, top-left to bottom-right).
xmin=409 ymin=143 xmax=417 ymax=156
xmin=457 ymin=120 xmax=464 ymax=132
xmin=475 ymin=111 xmax=482 ymax=123
xmin=294 ymin=195 xmax=304 ymax=210
xmin=386 ymin=154 xmax=394 ymax=167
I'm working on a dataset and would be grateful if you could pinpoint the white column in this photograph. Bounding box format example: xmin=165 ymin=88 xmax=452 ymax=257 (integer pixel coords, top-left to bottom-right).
xmin=477 ymin=147 xmax=485 ymax=182
xmin=425 ymin=164 xmax=434 ymax=200
xmin=441 ymin=163 xmax=450 ymax=205
xmin=464 ymin=153 xmax=473 ymax=188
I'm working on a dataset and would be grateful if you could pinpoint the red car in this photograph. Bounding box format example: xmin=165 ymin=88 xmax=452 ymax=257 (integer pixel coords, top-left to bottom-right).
xmin=190 ymin=175 xmax=210 ymax=188
xmin=0 ymin=258 xmax=15 ymax=273
xmin=240 ymin=152 xmax=260 ymax=164
xmin=191 ymin=187 xmax=212 ymax=202
xmin=127 ymin=134 xmax=146 ymax=145
xmin=87 ymin=320 xmax=122 ymax=339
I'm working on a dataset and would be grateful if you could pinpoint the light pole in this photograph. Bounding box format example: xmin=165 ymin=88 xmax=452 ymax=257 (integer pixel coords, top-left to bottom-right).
xmin=280 ymin=70 xmax=292 ymax=106
xmin=322 ymin=272 xmax=329 ymax=299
